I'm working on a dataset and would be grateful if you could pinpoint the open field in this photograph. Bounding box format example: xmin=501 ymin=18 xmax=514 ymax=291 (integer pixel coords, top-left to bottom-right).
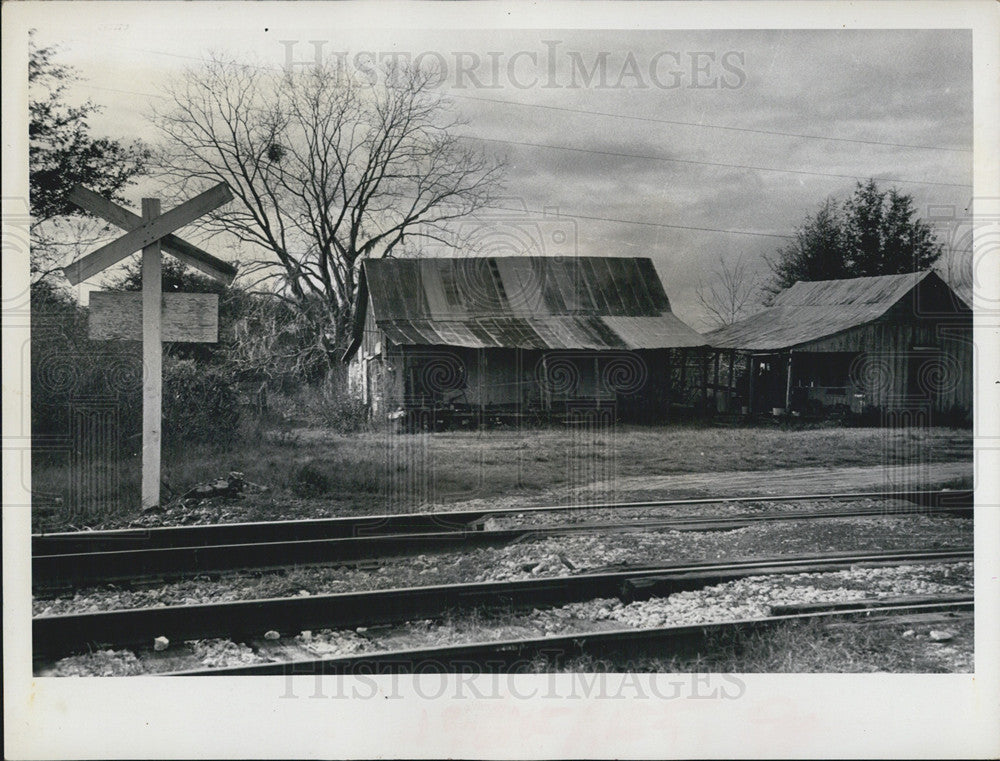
xmin=32 ymin=424 xmax=973 ymax=531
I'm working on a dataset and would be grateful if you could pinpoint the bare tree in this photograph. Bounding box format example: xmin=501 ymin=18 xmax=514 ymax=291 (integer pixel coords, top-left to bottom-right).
xmin=696 ymin=253 xmax=764 ymax=329
xmin=151 ymin=55 xmax=505 ymax=371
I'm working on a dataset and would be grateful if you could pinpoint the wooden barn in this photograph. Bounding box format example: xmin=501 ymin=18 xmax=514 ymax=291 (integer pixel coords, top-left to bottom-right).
xmin=705 ymin=270 xmax=972 ymax=421
xmin=342 ymin=256 xmax=705 ymax=426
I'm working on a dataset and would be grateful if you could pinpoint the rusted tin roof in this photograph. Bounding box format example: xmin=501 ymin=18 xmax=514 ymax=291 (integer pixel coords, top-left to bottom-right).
xmin=346 ymin=257 xmax=704 ymax=357
xmin=707 ymin=270 xmax=966 ymax=351
xmin=772 ymin=270 xmax=931 ymax=308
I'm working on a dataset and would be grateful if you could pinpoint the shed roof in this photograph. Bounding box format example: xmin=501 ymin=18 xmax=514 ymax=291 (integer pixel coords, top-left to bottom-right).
xmin=706 ymin=270 xmax=968 ymax=351
xmin=345 ymin=256 xmax=704 ymax=358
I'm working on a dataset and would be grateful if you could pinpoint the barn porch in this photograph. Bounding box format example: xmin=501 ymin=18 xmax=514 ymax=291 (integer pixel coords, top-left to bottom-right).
xmin=358 ymin=345 xmax=724 ymax=430
xmin=705 ymin=271 xmax=973 ymax=423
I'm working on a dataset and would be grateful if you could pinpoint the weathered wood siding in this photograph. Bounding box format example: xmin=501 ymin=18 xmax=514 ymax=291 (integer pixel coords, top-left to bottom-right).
xmin=794 ymin=316 xmax=972 ymax=413
xmin=89 ymin=292 xmax=218 ymax=343
xmin=365 ymin=345 xmax=673 ymax=420
xmin=347 ymin=296 xmax=389 ymax=413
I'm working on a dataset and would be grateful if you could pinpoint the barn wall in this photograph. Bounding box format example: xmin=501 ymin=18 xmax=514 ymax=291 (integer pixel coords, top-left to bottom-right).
xmin=376 ymin=346 xmax=674 ymax=421
xmin=347 ymin=296 xmax=390 ymax=414
xmin=937 ymin=325 xmax=974 ymax=411
xmin=465 ymin=349 xmax=526 ymax=407
xmin=794 ymin=317 xmax=972 ymax=413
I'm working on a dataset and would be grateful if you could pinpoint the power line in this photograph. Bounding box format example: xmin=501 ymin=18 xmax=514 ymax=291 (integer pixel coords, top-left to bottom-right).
xmin=67 ymin=39 xmax=973 ymax=155
xmin=82 ymin=84 xmax=166 ymax=99
xmin=72 ymin=43 xmax=972 ymax=158
xmin=485 ymin=205 xmax=794 ymax=239
xmin=450 ymin=93 xmax=972 ymax=154
xmin=464 ymin=134 xmax=973 ymax=189
xmin=76 ymin=83 xmax=971 ymax=190
xmin=65 ymin=87 xmax=948 ymax=239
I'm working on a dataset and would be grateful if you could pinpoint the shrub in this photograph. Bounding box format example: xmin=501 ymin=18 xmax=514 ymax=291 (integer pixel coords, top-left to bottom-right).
xmin=31 ymin=280 xmax=143 ymax=457
xmin=939 ymin=404 xmax=973 ymax=428
xmin=269 ymin=381 xmax=370 ymax=433
xmin=290 ymin=460 xmax=331 ymax=497
xmin=162 ymin=358 xmax=242 ymax=450
xmin=311 ymin=393 xmax=369 ymax=433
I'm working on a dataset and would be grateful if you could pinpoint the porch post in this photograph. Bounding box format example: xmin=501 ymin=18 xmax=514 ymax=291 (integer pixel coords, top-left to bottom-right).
xmin=541 ymin=353 xmax=551 ymax=413
xmin=728 ymin=349 xmax=736 ymax=404
xmin=701 ymin=350 xmax=709 ymax=408
xmin=784 ymin=352 xmax=794 ymax=410
xmin=664 ymin=350 xmax=672 ymax=421
xmin=746 ymin=354 xmax=755 ymax=415
xmin=594 ymin=355 xmax=600 ymax=410
xmin=713 ymin=350 xmax=720 ymax=412
xmin=480 ymin=349 xmax=487 ymax=426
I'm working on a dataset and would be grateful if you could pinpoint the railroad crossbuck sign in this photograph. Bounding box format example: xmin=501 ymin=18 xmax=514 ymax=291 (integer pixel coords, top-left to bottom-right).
xmin=64 ymin=183 xmax=236 ymax=509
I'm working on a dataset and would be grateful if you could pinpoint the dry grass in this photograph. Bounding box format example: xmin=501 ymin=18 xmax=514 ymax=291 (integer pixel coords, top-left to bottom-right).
xmin=31 ymin=424 xmax=972 ymax=531
xmin=530 ymin=615 xmax=974 ymax=673
xmin=172 ymin=424 xmax=969 ymax=498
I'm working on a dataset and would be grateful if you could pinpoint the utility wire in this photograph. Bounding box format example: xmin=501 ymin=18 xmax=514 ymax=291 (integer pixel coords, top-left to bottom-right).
xmin=463 ymin=134 xmax=973 ymax=189
xmin=484 ymin=205 xmax=795 ymax=239
xmin=449 ymin=93 xmax=972 ymax=154
xmin=70 ymin=85 xmax=957 ymax=239
xmin=77 ymin=83 xmax=971 ymax=190
xmin=66 ymin=37 xmax=973 ymax=155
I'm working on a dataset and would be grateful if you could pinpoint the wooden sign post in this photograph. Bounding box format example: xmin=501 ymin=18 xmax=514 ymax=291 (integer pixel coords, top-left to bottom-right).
xmin=141 ymin=198 xmax=163 ymax=512
xmin=64 ymin=184 xmax=235 ymax=510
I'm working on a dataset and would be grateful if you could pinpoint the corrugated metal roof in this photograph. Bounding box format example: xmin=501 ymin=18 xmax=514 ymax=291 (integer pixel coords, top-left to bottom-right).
xmin=706 ymin=270 xmax=960 ymax=351
xmin=772 ymin=271 xmax=929 ymax=307
xmin=351 ymin=256 xmax=704 ymax=354
xmin=376 ymin=314 xmax=703 ymax=350
xmin=364 ymin=257 xmax=674 ymax=318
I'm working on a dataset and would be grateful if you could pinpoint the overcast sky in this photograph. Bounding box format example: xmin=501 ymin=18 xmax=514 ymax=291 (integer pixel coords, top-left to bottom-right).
xmin=28 ymin=16 xmax=973 ymax=329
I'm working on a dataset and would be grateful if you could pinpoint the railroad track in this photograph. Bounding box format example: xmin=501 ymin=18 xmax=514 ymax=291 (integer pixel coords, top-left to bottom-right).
xmin=164 ymin=597 xmax=974 ymax=676
xmin=32 ymin=488 xmax=972 ymax=589
xmin=34 ymin=488 xmax=972 ymax=553
xmin=33 ymin=547 xmax=972 ymax=662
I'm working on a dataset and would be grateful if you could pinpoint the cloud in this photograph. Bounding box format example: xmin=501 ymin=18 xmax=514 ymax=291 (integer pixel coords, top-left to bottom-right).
xmin=39 ymin=25 xmax=973 ymax=325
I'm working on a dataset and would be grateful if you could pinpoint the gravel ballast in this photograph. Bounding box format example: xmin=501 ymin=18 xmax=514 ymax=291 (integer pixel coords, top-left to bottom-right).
xmin=478 ymin=497 xmax=935 ymax=529
xmin=37 ymin=561 xmax=973 ymax=676
xmin=33 ymin=514 xmax=970 ymax=616
xmin=529 ymin=561 xmax=972 ymax=630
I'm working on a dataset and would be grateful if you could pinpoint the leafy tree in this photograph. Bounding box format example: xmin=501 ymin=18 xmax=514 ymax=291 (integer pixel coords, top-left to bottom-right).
xmin=109 ymin=256 xmax=226 ymax=296
xmin=842 ymin=180 xmax=942 ymax=275
xmin=152 ymin=55 xmax=504 ymax=373
xmin=766 ymin=179 xmax=943 ymax=293
xmin=29 ymin=31 xmax=150 ymax=281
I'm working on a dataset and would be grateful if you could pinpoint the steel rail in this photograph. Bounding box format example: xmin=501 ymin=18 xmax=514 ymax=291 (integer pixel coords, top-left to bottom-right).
xmin=33 ymin=500 xmax=974 ymax=590
xmin=33 ymin=488 xmax=972 ymax=556
xmin=164 ymin=597 xmax=974 ymax=675
xmin=33 ymin=548 xmax=972 ymax=658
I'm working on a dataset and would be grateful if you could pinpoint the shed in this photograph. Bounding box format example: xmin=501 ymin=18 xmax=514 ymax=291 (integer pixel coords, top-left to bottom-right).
xmin=343 ymin=256 xmax=705 ymax=425
xmin=705 ymin=270 xmax=972 ymax=420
